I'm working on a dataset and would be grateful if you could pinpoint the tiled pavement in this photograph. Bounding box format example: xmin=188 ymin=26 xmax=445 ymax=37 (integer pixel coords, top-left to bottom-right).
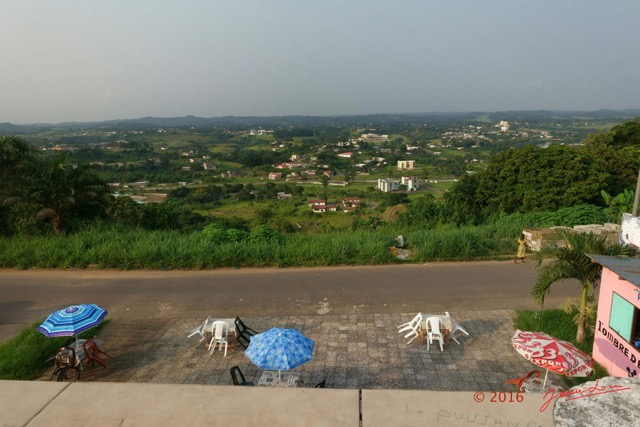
xmin=68 ymin=310 xmax=559 ymax=391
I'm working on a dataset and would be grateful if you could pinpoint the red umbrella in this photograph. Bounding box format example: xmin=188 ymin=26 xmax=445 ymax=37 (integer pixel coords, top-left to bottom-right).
xmin=511 ymin=330 xmax=594 ymax=387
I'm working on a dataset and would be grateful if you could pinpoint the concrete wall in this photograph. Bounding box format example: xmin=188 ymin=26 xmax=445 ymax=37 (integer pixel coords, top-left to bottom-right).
xmin=524 ymin=224 xmax=621 ymax=252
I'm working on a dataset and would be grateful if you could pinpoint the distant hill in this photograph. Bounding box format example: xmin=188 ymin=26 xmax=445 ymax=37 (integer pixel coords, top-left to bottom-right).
xmin=0 ymin=122 xmax=53 ymax=134
xmin=1 ymin=109 xmax=639 ymax=133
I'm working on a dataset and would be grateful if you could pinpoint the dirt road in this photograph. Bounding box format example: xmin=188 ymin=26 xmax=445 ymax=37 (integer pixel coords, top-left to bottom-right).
xmin=0 ymin=261 xmax=579 ymax=342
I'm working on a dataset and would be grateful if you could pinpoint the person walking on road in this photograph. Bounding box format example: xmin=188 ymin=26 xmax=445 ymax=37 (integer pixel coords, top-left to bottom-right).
xmin=515 ymin=233 xmax=528 ymax=263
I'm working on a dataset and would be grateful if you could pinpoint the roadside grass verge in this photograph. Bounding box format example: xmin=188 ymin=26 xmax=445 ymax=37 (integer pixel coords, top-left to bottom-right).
xmin=0 ymin=224 xmax=522 ymax=269
xmin=0 ymin=321 xmax=109 ymax=380
xmin=514 ymin=310 xmax=607 ymax=387
xmin=0 ymin=204 xmax=606 ymax=269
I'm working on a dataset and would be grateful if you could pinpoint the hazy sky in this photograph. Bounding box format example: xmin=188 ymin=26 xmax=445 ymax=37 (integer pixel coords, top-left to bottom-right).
xmin=2 ymin=0 xmax=639 ymax=123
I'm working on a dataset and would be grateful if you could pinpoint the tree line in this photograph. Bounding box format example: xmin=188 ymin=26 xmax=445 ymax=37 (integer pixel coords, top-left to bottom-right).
xmin=399 ymin=118 xmax=640 ymax=227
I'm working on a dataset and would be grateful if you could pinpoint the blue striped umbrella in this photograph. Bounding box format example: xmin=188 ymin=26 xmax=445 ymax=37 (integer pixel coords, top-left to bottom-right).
xmin=244 ymin=327 xmax=314 ymax=372
xmin=37 ymin=304 xmax=108 ymax=339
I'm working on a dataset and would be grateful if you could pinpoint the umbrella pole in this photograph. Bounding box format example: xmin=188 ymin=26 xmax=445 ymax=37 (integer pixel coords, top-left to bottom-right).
xmin=542 ymin=369 xmax=549 ymax=388
xmin=71 ymin=334 xmax=81 ymax=371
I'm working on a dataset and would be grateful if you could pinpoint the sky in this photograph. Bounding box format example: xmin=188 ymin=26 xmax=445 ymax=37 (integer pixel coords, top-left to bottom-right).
xmin=2 ymin=0 xmax=639 ymax=124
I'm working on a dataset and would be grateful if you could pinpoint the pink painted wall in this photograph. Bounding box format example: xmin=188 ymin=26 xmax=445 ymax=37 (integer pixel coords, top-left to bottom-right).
xmin=593 ymin=268 xmax=640 ymax=377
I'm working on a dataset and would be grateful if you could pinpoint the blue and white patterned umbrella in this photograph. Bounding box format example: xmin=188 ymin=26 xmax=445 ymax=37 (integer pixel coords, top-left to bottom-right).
xmin=37 ymin=304 xmax=108 ymax=338
xmin=244 ymin=327 xmax=315 ymax=371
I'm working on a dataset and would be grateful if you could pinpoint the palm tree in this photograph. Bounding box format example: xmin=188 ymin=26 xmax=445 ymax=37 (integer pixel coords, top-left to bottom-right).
xmin=0 ymin=136 xmax=36 ymax=177
xmin=4 ymin=154 xmax=109 ymax=235
xmin=532 ymin=231 xmax=635 ymax=343
xmin=1 ymin=136 xmax=38 ymax=234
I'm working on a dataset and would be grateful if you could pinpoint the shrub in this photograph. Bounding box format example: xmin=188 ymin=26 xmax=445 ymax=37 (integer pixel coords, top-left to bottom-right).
xmin=490 ymin=204 xmax=608 ymax=231
xmin=201 ymin=224 xmax=248 ymax=244
xmin=201 ymin=224 xmax=228 ymax=244
xmin=249 ymin=225 xmax=283 ymax=244
xmin=226 ymin=228 xmax=249 ymax=242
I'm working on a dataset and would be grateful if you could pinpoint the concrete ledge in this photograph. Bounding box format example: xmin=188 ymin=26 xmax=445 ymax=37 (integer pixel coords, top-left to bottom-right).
xmin=0 ymin=381 xmax=555 ymax=427
xmin=4 ymin=382 xmax=359 ymax=427
xmin=0 ymin=380 xmax=69 ymax=426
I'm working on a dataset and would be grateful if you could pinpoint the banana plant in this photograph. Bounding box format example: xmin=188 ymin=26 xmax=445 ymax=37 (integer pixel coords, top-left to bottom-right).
xmin=601 ymin=189 xmax=635 ymax=215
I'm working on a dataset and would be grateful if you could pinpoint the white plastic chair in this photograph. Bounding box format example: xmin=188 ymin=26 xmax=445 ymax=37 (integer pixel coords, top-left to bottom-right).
xmin=208 ymin=321 xmax=229 ymax=356
xmin=398 ymin=313 xmax=422 ymax=345
xmin=425 ymin=316 xmax=444 ymax=351
xmin=397 ymin=313 xmax=422 ymax=334
xmin=404 ymin=323 xmax=422 ymax=344
xmin=445 ymin=311 xmax=469 ymax=345
xmin=405 ymin=322 xmax=423 ymax=344
xmin=187 ymin=317 xmax=210 ymax=343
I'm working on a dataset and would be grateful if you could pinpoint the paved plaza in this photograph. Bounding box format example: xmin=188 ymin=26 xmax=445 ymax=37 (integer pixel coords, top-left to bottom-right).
xmin=66 ymin=310 xmax=553 ymax=391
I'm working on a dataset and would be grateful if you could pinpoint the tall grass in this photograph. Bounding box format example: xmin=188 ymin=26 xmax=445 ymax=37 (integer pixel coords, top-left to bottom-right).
xmin=408 ymin=227 xmax=488 ymax=260
xmin=0 ymin=222 xmax=521 ymax=269
xmin=1 ymin=204 xmax=606 ymax=269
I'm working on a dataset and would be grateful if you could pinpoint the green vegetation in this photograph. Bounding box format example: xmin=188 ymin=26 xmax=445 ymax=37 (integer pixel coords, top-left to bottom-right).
xmin=0 ymin=321 xmax=108 ymax=380
xmin=0 ymin=227 xmax=389 ymax=269
xmin=514 ymin=310 xmax=607 ymax=387
xmin=468 ymin=144 xmax=633 ymax=215
xmin=601 ymin=189 xmax=635 ymax=220
xmin=0 ymin=205 xmax=613 ymax=269
xmin=0 ymin=227 xmax=400 ymax=269
xmin=1 ymin=137 xmax=110 ymax=236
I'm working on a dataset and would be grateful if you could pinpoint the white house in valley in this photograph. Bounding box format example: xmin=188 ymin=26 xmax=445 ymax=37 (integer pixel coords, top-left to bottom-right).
xmin=378 ymin=178 xmax=399 ymax=192
xmin=401 ymin=176 xmax=419 ymax=191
